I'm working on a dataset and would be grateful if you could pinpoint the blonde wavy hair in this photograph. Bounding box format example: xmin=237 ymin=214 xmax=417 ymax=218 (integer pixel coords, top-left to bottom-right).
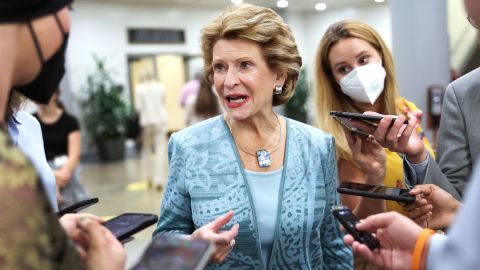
xmin=201 ymin=4 xmax=302 ymax=106
xmin=314 ymin=20 xmax=399 ymax=162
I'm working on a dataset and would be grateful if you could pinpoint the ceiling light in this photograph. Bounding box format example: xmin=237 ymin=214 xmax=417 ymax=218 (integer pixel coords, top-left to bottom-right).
xmin=276 ymin=0 xmax=288 ymax=8
xmin=374 ymin=0 xmax=385 ymax=2
xmin=231 ymin=0 xmax=243 ymax=5
xmin=315 ymin=2 xmax=327 ymax=11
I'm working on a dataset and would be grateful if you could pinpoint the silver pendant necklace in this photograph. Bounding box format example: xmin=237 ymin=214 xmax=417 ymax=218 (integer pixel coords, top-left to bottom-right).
xmin=226 ymin=114 xmax=282 ymax=168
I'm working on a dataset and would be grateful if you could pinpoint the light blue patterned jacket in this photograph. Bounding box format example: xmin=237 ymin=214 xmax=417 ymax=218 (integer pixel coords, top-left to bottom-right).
xmin=153 ymin=116 xmax=353 ymax=269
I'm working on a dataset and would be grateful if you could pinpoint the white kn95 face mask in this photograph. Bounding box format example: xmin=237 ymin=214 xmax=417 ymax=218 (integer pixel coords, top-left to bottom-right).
xmin=339 ymin=63 xmax=386 ymax=104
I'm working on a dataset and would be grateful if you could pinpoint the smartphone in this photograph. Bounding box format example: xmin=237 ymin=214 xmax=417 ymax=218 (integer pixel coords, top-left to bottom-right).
xmin=132 ymin=235 xmax=215 ymax=270
xmin=104 ymin=213 xmax=158 ymax=241
xmin=330 ymin=111 xmax=408 ymax=124
xmin=56 ymin=197 xmax=99 ymax=217
xmin=332 ymin=206 xmax=380 ymax=249
xmin=337 ymin=181 xmax=415 ymax=204
xmin=332 ymin=116 xmax=370 ymax=138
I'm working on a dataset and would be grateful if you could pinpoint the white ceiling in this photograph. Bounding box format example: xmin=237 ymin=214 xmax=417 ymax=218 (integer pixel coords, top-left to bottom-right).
xmin=89 ymin=0 xmax=386 ymax=12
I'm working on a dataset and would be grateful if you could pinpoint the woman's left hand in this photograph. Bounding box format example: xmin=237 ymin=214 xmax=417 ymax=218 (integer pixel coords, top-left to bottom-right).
xmin=345 ymin=130 xmax=386 ymax=185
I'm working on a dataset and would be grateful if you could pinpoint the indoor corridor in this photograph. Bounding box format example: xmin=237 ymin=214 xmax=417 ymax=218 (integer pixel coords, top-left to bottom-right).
xmin=79 ymin=147 xmax=164 ymax=269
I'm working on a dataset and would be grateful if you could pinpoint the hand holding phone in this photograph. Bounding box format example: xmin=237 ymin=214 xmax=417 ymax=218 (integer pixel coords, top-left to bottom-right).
xmin=104 ymin=213 xmax=158 ymax=242
xmin=332 ymin=206 xmax=380 ymax=249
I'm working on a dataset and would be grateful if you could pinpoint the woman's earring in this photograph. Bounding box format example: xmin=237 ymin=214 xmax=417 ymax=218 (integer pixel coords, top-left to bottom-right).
xmin=274 ymin=85 xmax=283 ymax=95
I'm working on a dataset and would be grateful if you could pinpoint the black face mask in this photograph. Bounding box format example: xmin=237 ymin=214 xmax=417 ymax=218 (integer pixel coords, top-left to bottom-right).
xmin=15 ymin=13 xmax=69 ymax=104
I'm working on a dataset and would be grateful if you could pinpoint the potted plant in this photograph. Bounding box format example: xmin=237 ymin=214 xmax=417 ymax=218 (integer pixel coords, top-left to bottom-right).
xmin=285 ymin=67 xmax=310 ymax=123
xmin=82 ymin=55 xmax=130 ymax=161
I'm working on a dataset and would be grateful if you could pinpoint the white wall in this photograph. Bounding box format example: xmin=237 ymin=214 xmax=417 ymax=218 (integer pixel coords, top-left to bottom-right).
xmin=390 ymin=0 xmax=450 ymax=115
xmin=66 ymin=0 xmax=223 ymax=102
xmin=300 ymin=4 xmax=392 ymax=73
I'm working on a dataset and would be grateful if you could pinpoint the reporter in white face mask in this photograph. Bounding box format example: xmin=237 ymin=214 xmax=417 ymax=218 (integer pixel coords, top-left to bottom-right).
xmin=314 ymin=21 xmax=435 ymax=221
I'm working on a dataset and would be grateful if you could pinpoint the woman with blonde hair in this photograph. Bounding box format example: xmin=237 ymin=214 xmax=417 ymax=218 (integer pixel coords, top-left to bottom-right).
xmin=314 ymin=20 xmax=435 ymax=219
xmin=154 ymin=4 xmax=353 ymax=269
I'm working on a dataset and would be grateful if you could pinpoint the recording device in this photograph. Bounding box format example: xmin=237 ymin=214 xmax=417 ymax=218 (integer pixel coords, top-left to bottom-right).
xmin=330 ymin=111 xmax=408 ymax=124
xmin=337 ymin=181 xmax=415 ymax=204
xmin=132 ymin=235 xmax=215 ymax=270
xmin=56 ymin=197 xmax=99 ymax=217
xmin=104 ymin=213 xmax=158 ymax=241
xmin=332 ymin=206 xmax=380 ymax=249
xmin=332 ymin=116 xmax=370 ymax=138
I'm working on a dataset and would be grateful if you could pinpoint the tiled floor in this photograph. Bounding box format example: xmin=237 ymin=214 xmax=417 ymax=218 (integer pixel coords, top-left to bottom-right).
xmin=80 ymin=152 xmax=165 ymax=269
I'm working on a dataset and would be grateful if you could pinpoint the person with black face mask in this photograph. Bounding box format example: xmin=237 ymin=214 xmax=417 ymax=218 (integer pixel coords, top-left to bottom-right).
xmin=0 ymin=1 xmax=126 ymax=269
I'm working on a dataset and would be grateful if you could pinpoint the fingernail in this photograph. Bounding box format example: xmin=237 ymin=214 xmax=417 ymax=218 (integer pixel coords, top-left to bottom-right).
xmin=79 ymin=216 xmax=88 ymax=223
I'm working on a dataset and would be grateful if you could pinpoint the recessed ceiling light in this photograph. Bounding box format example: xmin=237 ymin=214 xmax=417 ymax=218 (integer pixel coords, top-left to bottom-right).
xmin=231 ymin=0 xmax=243 ymax=5
xmin=315 ymin=2 xmax=327 ymax=11
xmin=374 ymin=0 xmax=385 ymax=2
xmin=277 ymin=0 xmax=288 ymax=8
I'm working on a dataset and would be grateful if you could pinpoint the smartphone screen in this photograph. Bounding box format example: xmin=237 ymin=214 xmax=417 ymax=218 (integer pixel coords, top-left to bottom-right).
xmin=337 ymin=182 xmax=415 ymax=204
xmin=104 ymin=213 xmax=158 ymax=241
xmin=332 ymin=207 xmax=380 ymax=249
xmin=132 ymin=235 xmax=214 ymax=270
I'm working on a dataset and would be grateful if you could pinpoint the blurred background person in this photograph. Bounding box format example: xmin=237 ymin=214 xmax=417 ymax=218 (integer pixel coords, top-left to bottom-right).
xmin=34 ymin=89 xmax=89 ymax=207
xmin=179 ymin=71 xmax=202 ymax=126
xmin=186 ymin=76 xmax=223 ymax=125
xmin=314 ymin=20 xmax=435 ymax=220
xmin=134 ymin=72 xmax=168 ymax=190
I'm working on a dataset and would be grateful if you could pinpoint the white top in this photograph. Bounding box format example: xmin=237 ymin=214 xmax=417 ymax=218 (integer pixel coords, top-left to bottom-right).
xmin=8 ymin=111 xmax=58 ymax=211
xmin=135 ymin=81 xmax=168 ymax=127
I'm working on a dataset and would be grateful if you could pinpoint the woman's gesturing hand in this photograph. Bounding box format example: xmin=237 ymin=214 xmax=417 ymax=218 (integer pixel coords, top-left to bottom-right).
xmin=191 ymin=210 xmax=239 ymax=263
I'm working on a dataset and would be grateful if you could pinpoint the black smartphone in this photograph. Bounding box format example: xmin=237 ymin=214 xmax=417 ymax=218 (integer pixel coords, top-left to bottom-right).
xmin=104 ymin=213 xmax=158 ymax=242
xmin=330 ymin=111 xmax=408 ymax=124
xmin=337 ymin=181 xmax=415 ymax=204
xmin=56 ymin=197 xmax=99 ymax=217
xmin=332 ymin=206 xmax=380 ymax=249
xmin=132 ymin=235 xmax=215 ymax=270
xmin=332 ymin=116 xmax=370 ymax=138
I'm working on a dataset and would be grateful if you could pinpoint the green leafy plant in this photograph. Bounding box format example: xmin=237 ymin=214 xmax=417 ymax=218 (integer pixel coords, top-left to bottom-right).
xmin=285 ymin=67 xmax=310 ymax=122
xmin=82 ymin=55 xmax=129 ymax=140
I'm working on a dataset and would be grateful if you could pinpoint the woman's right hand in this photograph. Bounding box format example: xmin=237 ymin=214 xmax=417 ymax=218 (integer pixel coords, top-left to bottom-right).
xmin=343 ymin=212 xmax=425 ymax=270
xmin=191 ymin=210 xmax=239 ymax=263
